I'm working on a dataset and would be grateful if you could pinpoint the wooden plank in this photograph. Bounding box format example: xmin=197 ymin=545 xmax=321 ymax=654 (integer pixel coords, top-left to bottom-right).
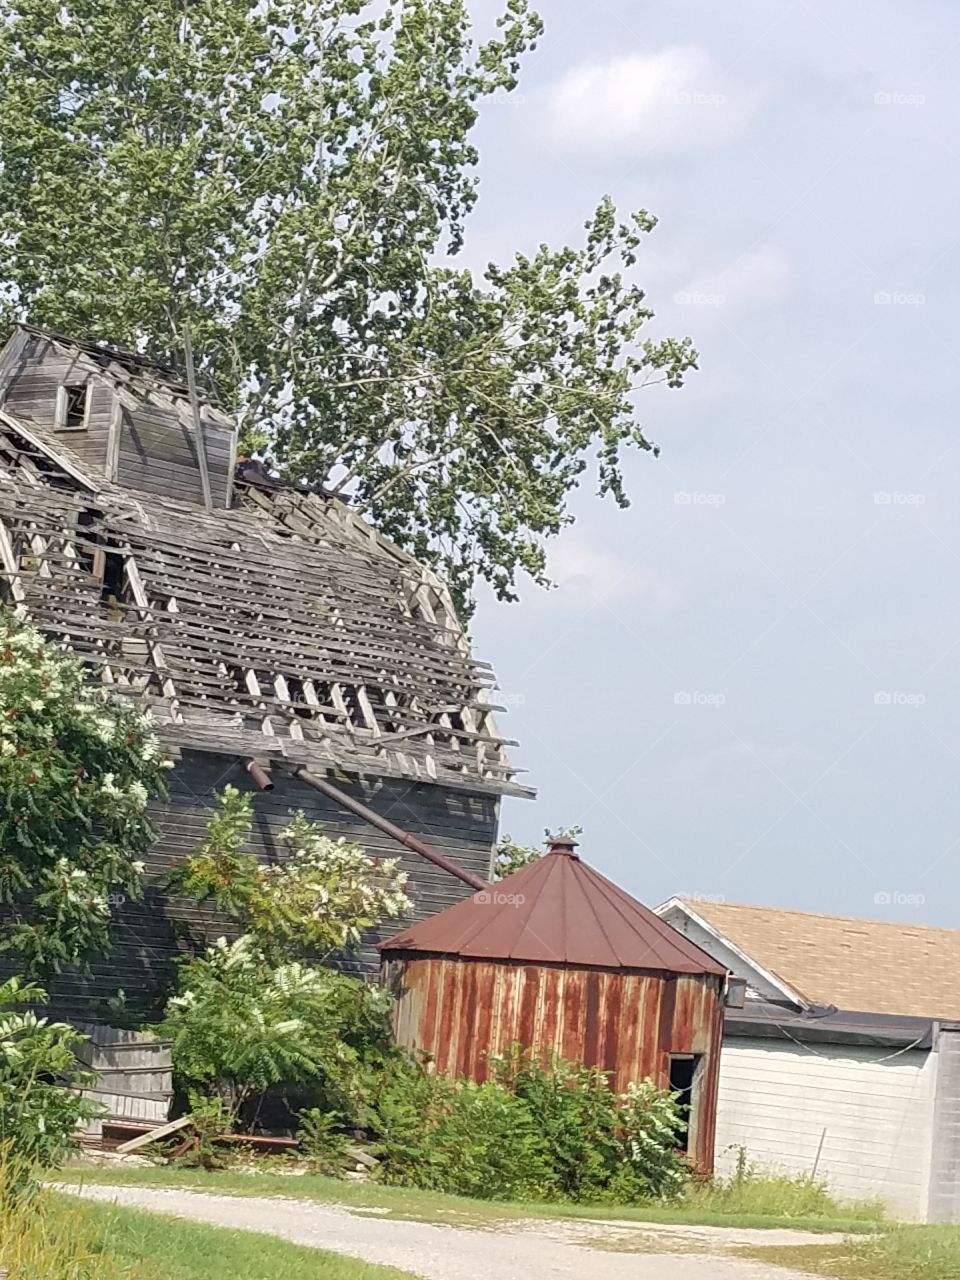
xmin=183 ymin=325 xmax=213 ymax=512
xmin=115 ymin=1113 xmax=191 ymax=1153
xmin=105 ymin=389 xmax=123 ymax=482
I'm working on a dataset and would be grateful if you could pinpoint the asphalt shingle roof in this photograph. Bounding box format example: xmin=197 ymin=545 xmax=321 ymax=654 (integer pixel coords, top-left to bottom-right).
xmin=685 ymin=898 xmax=960 ymax=1019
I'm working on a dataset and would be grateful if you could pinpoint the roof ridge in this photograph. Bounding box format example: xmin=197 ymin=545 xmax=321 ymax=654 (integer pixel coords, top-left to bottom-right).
xmin=684 ymin=897 xmax=960 ymax=935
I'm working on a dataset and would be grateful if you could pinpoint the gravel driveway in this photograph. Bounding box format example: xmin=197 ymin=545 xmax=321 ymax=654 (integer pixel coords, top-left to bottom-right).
xmin=68 ymin=1184 xmax=842 ymax=1279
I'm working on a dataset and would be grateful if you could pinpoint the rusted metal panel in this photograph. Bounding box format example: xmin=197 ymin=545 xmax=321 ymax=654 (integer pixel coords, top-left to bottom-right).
xmin=386 ymin=954 xmax=725 ymax=1175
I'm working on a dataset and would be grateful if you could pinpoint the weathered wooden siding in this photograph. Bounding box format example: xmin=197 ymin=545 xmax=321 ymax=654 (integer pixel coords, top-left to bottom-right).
xmin=117 ymin=409 xmax=232 ymax=507
xmin=2 ymin=331 xmax=234 ymax=505
xmin=1 ymin=334 xmax=113 ymax=474
xmin=20 ymin=751 xmax=497 ymax=1020
xmin=714 ymin=1036 xmax=937 ymax=1220
xmin=73 ymin=1022 xmax=173 ymax=1133
xmin=383 ymin=955 xmax=724 ymax=1172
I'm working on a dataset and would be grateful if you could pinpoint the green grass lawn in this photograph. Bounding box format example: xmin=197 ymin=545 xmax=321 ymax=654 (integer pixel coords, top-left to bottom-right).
xmin=745 ymin=1225 xmax=960 ymax=1280
xmin=50 ymin=1194 xmax=415 ymax=1280
xmin=59 ymin=1161 xmax=882 ymax=1235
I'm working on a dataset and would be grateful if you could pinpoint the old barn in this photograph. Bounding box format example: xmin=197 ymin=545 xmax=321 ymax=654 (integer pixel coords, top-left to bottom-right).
xmin=0 ymin=324 xmax=529 ymax=1015
xmin=381 ymin=836 xmax=728 ymax=1172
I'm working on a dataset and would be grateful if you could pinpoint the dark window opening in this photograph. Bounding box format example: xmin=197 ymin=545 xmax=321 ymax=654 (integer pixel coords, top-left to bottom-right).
xmin=59 ymin=384 xmax=89 ymax=431
xmin=99 ymin=551 xmax=125 ymax=612
xmin=669 ymin=1054 xmax=701 ymax=1154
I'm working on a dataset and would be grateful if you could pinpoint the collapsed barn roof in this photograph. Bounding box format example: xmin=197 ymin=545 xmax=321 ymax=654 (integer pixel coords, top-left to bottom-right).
xmin=0 ymin=325 xmax=528 ymax=797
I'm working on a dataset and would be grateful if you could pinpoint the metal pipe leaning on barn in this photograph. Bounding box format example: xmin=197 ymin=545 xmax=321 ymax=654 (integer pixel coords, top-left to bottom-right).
xmin=242 ymin=762 xmax=489 ymax=890
xmin=244 ymin=758 xmax=275 ymax=791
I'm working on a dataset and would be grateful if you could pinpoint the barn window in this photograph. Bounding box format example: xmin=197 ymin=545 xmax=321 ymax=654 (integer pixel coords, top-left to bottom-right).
xmin=55 ymin=383 xmax=90 ymax=432
xmin=669 ymin=1054 xmax=702 ymax=1154
xmin=99 ymin=550 xmax=126 ymax=613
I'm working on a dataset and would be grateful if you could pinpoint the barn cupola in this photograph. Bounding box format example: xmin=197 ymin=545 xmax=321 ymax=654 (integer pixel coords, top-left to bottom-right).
xmin=0 ymin=325 xmax=237 ymax=509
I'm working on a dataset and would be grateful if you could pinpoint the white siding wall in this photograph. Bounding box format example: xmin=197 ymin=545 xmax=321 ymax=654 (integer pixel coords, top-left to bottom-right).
xmin=715 ymin=1037 xmax=937 ymax=1220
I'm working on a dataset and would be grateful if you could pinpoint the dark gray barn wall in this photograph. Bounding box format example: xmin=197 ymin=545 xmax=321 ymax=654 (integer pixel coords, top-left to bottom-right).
xmin=28 ymin=751 xmax=499 ymax=1020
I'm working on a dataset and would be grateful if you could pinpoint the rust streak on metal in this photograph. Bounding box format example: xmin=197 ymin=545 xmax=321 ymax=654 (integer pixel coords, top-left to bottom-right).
xmin=380 ymin=838 xmax=727 ymax=1175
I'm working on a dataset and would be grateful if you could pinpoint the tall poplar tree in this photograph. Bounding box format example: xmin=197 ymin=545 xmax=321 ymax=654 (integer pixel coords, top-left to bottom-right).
xmin=0 ymin=0 xmax=696 ymax=611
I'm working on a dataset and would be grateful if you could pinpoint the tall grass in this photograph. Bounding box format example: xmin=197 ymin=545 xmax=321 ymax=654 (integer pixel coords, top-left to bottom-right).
xmin=0 ymin=1149 xmax=138 ymax=1280
xmin=684 ymin=1154 xmax=885 ymax=1222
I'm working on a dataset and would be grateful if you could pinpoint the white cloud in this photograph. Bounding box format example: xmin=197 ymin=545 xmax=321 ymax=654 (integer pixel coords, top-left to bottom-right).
xmin=544 ymin=45 xmax=764 ymax=158
xmin=548 ymin=536 xmax=681 ymax=613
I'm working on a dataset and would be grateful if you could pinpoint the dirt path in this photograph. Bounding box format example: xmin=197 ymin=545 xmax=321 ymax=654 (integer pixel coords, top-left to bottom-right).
xmin=68 ymin=1184 xmax=844 ymax=1279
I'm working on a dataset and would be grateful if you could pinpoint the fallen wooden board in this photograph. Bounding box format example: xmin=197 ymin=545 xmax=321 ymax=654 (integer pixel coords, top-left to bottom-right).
xmin=116 ymin=1114 xmax=192 ymax=1154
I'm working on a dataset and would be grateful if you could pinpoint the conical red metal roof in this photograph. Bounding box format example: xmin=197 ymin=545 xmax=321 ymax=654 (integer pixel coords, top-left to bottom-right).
xmin=380 ymin=839 xmax=726 ymax=975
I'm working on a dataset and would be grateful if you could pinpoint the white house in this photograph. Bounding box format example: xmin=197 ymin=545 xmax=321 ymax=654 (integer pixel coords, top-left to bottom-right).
xmin=655 ymin=898 xmax=960 ymax=1222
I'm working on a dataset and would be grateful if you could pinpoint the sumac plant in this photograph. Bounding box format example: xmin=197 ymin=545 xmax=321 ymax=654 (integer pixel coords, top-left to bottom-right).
xmin=163 ymin=935 xmax=394 ymax=1125
xmin=0 ymin=612 xmax=168 ymax=975
xmin=170 ymin=786 xmax=412 ymax=960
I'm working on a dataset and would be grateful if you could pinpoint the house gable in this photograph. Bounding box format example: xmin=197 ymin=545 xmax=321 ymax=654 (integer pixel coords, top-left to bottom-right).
xmin=655 ymin=897 xmax=807 ymax=1008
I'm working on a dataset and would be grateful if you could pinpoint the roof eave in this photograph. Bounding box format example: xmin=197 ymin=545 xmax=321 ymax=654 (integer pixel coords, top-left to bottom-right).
xmin=655 ymin=896 xmax=809 ymax=1009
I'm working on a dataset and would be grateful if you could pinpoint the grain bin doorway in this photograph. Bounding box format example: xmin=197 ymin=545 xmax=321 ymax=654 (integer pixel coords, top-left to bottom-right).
xmin=669 ymin=1053 xmax=704 ymax=1155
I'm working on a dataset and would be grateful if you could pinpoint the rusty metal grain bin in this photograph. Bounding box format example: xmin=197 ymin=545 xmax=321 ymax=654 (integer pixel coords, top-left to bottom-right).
xmin=380 ymin=838 xmax=727 ymax=1173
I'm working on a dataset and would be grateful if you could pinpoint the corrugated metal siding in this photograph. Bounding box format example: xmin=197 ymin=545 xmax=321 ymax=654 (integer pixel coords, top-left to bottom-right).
xmin=714 ymin=1036 xmax=936 ymax=1220
xmin=383 ymin=955 xmax=724 ymax=1172
xmin=4 ymin=751 xmax=498 ymax=1019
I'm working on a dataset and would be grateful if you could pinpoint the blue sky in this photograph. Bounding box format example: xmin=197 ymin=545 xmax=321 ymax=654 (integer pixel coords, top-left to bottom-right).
xmin=463 ymin=0 xmax=960 ymax=925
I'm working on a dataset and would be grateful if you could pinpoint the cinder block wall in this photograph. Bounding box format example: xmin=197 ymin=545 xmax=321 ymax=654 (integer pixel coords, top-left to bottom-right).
xmin=929 ymin=1026 xmax=960 ymax=1222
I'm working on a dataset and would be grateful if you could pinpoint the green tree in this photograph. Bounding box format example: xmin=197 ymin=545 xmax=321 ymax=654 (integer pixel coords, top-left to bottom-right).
xmin=493 ymin=825 xmax=581 ymax=879
xmin=0 ymin=612 xmax=168 ymax=975
xmin=0 ymin=0 xmax=696 ymax=612
xmin=168 ymin=786 xmax=412 ymax=959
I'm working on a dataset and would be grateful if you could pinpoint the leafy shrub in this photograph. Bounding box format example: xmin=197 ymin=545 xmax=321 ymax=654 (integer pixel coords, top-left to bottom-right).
xmin=368 ymin=1059 xmax=551 ymax=1200
xmin=169 ymin=787 xmax=412 ymax=959
xmin=492 ymin=1048 xmax=687 ymax=1201
xmin=0 ymin=613 xmax=168 ymax=975
xmin=369 ymin=1047 xmax=688 ymax=1204
xmin=298 ymin=1108 xmax=350 ymax=1175
xmin=163 ymin=936 xmax=394 ymax=1125
xmin=0 ymin=977 xmax=98 ymax=1172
